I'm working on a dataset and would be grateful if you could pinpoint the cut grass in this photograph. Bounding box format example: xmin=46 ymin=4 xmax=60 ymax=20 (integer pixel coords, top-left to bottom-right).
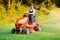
xmin=0 ymin=18 xmax=60 ymax=40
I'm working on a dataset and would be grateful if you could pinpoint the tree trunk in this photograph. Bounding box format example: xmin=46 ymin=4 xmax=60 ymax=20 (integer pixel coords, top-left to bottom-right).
xmin=8 ymin=0 xmax=11 ymax=13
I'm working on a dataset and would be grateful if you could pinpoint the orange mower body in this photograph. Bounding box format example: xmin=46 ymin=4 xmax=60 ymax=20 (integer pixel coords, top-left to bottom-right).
xmin=11 ymin=16 xmax=42 ymax=34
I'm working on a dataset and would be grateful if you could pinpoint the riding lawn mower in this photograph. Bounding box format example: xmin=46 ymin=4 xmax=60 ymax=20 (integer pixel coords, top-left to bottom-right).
xmin=11 ymin=14 xmax=42 ymax=34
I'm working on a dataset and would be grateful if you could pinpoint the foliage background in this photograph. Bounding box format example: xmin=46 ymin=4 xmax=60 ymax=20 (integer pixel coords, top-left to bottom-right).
xmin=0 ymin=0 xmax=60 ymax=26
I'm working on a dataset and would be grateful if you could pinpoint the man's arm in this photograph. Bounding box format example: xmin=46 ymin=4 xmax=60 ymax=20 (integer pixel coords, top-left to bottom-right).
xmin=33 ymin=9 xmax=35 ymax=16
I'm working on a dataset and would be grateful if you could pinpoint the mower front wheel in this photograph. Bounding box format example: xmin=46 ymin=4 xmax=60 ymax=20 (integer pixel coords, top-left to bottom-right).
xmin=11 ymin=28 xmax=16 ymax=34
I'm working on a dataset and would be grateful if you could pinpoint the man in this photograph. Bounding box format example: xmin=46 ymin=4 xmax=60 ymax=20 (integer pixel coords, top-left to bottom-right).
xmin=26 ymin=4 xmax=35 ymax=25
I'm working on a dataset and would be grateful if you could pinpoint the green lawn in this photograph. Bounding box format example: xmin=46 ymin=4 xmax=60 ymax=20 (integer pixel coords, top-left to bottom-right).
xmin=0 ymin=18 xmax=60 ymax=40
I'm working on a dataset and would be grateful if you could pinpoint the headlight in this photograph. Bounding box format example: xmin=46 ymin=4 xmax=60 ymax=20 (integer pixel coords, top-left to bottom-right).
xmin=18 ymin=24 xmax=22 ymax=26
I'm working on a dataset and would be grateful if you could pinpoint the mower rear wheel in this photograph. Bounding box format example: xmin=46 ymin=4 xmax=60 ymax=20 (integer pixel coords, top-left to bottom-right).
xmin=11 ymin=28 xmax=15 ymax=34
xmin=22 ymin=28 xmax=29 ymax=34
xmin=34 ymin=24 xmax=42 ymax=31
xmin=37 ymin=24 xmax=42 ymax=31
